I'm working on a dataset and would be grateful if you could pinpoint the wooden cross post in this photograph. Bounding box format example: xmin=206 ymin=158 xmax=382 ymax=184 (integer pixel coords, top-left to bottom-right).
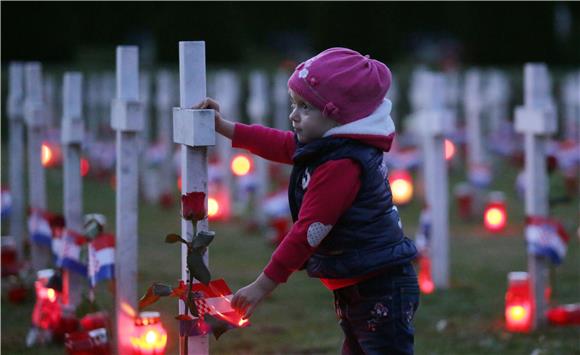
xmin=214 ymin=70 xmax=240 ymax=216
xmin=173 ymin=41 xmax=215 ymax=354
xmin=24 ymin=62 xmax=51 ymax=271
xmin=61 ymin=72 xmax=86 ymax=307
xmin=111 ymin=46 xmax=143 ymax=353
xmin=7 ymin=62 xmax=26 ymax=259
xmin=485 ymin=70 xmax=511 ymax=136
xmin=155 ymin=69 xmax=176 ymax=199
xmin=273 ymin=69 xmax=290 ymax=131
xmin=418 ymin=72 xmax=455 ymax=289
xmin=514 ymin=63 xmax=557 ymax=329
xmin=247 ymin=71 xmax=269 ymax=226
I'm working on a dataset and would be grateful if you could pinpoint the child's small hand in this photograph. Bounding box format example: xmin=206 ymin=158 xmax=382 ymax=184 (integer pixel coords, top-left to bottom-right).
xmin=192 ymin=97 xmax=236 ymax=139
xmin=192 ymin=97 xmax=223 ymax=121
xmin=231 ymin=272 xmax=278 ymax=319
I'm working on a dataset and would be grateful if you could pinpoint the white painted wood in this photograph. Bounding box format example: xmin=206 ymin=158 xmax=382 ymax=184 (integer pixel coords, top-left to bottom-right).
xmin=44 ymin=74 xmax=58 ymax=128
xmin=514 ymin=63 xmax=557 ymax=329
xmin=273 ymin=69 xmax=290 ymax=131
xmin=386 ymin=75 xmax=399 ymax=127
xmin=485 ymin=70 xmax=511 ymax=135
xmin=175 ymin=41 xmax=213 ymax=354
xmin=61 ymin=72 xmax=86 ymax=307
xmin=85 ymin=73 xmax=100 ymax=139
xmin=155 ymin=69 xmax=176 ymax=200
xmin=24 ymin=62 xmax=50 ymax=271
xmin=561 ymin=72 xmax=580 ymax=141
xmin=112 ymin=45 xmax=142 ymax=355
xmin=417 ymin=72 xmax=454 ymax=289
xmin=247 ymin=71 xmax=269 ymax=225
xmin=7 ymin=62 xmax=26 ymax=259
xmin=173 ymin=109 xmax=215 ymax=146
xmin=464 ymin=70 xmax=486 ymax=170
xmin=214 ymin=70 xmax=240 ymax=217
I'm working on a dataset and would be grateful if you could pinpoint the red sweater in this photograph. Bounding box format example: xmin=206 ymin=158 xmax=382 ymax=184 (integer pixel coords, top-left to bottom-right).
xmin=232 ymin=123 xmax=378 ymax=290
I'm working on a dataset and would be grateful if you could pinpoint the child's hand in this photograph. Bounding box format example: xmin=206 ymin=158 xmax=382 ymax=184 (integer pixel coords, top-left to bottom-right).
xmin=192 ymin=97 xmax=235 ymax=139
xmin=193 ymin=97 xmax=223 ymax=121
xmin=231 ymin=272 xmax=278 ymax=319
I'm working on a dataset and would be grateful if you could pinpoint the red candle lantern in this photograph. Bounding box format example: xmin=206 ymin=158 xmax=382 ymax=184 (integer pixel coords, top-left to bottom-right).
xmin=130 ymin=312 xmax=167 ymax=355
xmin=547 ymin=304 xmax=580 ymax=326
xmin=484 ymin=192 xmax=507 ymax=233
xmin=388 ymin=169 xmax=414 ymax=205
xmin=418 ymin=255 xmax=435 ymax=294
xmin=231 ymin=154 xmax=253 ymax=177
xmin=505 ymin=272 xmax=533 ymax=333
xmin=32 ymin=269 xmax=62 ymax=331
xmin=453 ymin=183 xmax=473 ymax=220
xmin=207 ymin=186 xmax=230 ymax=221
xmin=1 ymin=235 xmax=20 ymax=277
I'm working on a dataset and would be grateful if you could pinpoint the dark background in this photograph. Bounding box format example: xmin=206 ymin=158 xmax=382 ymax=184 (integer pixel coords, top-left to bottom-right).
xmin=2 ymin=2 xmax=580 ymax=69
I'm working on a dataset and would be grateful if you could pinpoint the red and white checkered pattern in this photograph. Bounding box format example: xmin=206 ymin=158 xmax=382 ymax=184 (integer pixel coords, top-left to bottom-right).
xmin=194 ymin=298 xmax=212 ymax=317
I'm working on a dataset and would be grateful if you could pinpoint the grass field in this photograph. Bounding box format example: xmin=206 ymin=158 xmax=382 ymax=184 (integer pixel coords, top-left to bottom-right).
xmin=1 ymin=148 xmax=579 ymax=354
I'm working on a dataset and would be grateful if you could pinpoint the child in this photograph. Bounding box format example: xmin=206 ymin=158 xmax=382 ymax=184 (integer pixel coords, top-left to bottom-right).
xmin=196 ymin=47 xmax=419 ymax=354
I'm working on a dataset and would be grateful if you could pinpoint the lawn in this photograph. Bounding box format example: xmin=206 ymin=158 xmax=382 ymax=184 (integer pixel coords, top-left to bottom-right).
xmin=1 ymin=146 xmax=579 ymax=354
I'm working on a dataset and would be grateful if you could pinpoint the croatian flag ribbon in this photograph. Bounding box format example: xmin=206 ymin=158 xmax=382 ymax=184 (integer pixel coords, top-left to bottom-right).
xmin=525 ymin=215 xmax=570 ymax=265
xmin=28 ymin=210 xmax=53 ymax=247
xmin=414 ymin=208 xmax=431 ymax=255
xmin=190 ymin=279 xmax=249 ymax=328
xmin=88 ymin=233 xmax=115 ymax=287
xmin=1 ymin=188 xmax=11 ymax=220
xmin=56 ymin=229 xmax=88 ymax=276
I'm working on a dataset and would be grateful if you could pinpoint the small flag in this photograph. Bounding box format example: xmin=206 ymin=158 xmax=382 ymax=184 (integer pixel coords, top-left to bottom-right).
xmin=190 ymin=279 xmax=249 ymax=328
xmin=28 ymin=210 xmax=53 ymax=247
xmin=56 ymin=229 xmax=88 ymax=276
xmin=525 ymin=216 xmax=570 ymax=265
xmin=1 ymin=188 xmax=11 ymax=220
xmin=88 ymin=234 xmax=115 ymax=287
xmin=264 ymin=189 xmax=290 ymax=219
xmin=414 ymin=208 xmax=431 ymax=255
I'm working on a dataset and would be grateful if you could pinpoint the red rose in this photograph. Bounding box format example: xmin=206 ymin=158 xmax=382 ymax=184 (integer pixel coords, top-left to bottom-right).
xmin=181 ymin=192 xmax=206 ymax=221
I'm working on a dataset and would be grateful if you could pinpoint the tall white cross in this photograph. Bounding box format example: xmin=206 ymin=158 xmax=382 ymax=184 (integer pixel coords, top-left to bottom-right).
xmin=24 ymin=62 xmax=51 ymax=271
xmin=155 ymin=69 xmax=177 ymax=202
xmin=61 ymin=72 xmax=86 ymax=307
xmin=418 ymin=72 xmax=455 ymax=289
xmin=246 ymin=70 xmax=269 ymax=225
xmin=514 ymin=63 xmax=557 ymax=329
xmin=111 ymin=46 xmax=143 ymax=354
xmin=173 ymin=41 xmax=215 ymax=354
xmin=7 ymin=62 xmax=26 ymax=259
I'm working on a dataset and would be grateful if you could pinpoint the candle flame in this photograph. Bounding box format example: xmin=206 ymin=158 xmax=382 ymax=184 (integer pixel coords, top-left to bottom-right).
xmin=208 ymin=198 xmax=220 ymax=217
xmin=41 ymin=144 xmax=53 ymax=167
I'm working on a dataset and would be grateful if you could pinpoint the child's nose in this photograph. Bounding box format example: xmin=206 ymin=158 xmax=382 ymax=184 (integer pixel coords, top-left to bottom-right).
xmin=289 ymin=110 xmax=299 ymax=122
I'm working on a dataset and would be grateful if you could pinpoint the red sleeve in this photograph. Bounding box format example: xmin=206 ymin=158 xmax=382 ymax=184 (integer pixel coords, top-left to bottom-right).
xmin=232 ymin=123 xmax=296 ymax=165
xmin=263 ymin=159 xmax=362 ymax=283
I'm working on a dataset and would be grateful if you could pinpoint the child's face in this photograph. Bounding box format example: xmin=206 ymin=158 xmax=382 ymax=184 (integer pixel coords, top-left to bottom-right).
xmin=289 ymin=89 xmax=340 ymax=144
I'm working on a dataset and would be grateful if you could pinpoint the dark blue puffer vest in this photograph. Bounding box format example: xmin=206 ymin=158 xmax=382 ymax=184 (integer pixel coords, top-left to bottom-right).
xmin=289 ymin=136 xmax=418 ymax=279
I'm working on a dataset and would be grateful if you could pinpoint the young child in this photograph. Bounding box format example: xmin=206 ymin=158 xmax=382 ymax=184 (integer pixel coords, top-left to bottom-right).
xmin=196 ymin=47 xmax=419 ymax=354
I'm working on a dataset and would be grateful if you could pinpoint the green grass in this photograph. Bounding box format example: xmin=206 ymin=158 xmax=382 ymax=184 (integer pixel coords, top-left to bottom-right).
xmin=1 ymin=150 xmax=579 ymax=354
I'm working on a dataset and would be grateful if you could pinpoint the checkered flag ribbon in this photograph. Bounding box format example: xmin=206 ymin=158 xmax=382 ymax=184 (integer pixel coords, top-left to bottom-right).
xmin=194 ymin=297 xmax=212 ymax=317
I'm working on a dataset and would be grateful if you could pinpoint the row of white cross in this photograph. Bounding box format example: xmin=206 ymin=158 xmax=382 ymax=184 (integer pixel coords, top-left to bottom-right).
xmin=6 ymin=43 xmax=579 ymax=353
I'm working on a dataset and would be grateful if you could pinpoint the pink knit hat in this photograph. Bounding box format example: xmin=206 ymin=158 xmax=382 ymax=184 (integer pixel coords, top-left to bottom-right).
xmin=288 ymin=47 xmax=392 ymax=124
